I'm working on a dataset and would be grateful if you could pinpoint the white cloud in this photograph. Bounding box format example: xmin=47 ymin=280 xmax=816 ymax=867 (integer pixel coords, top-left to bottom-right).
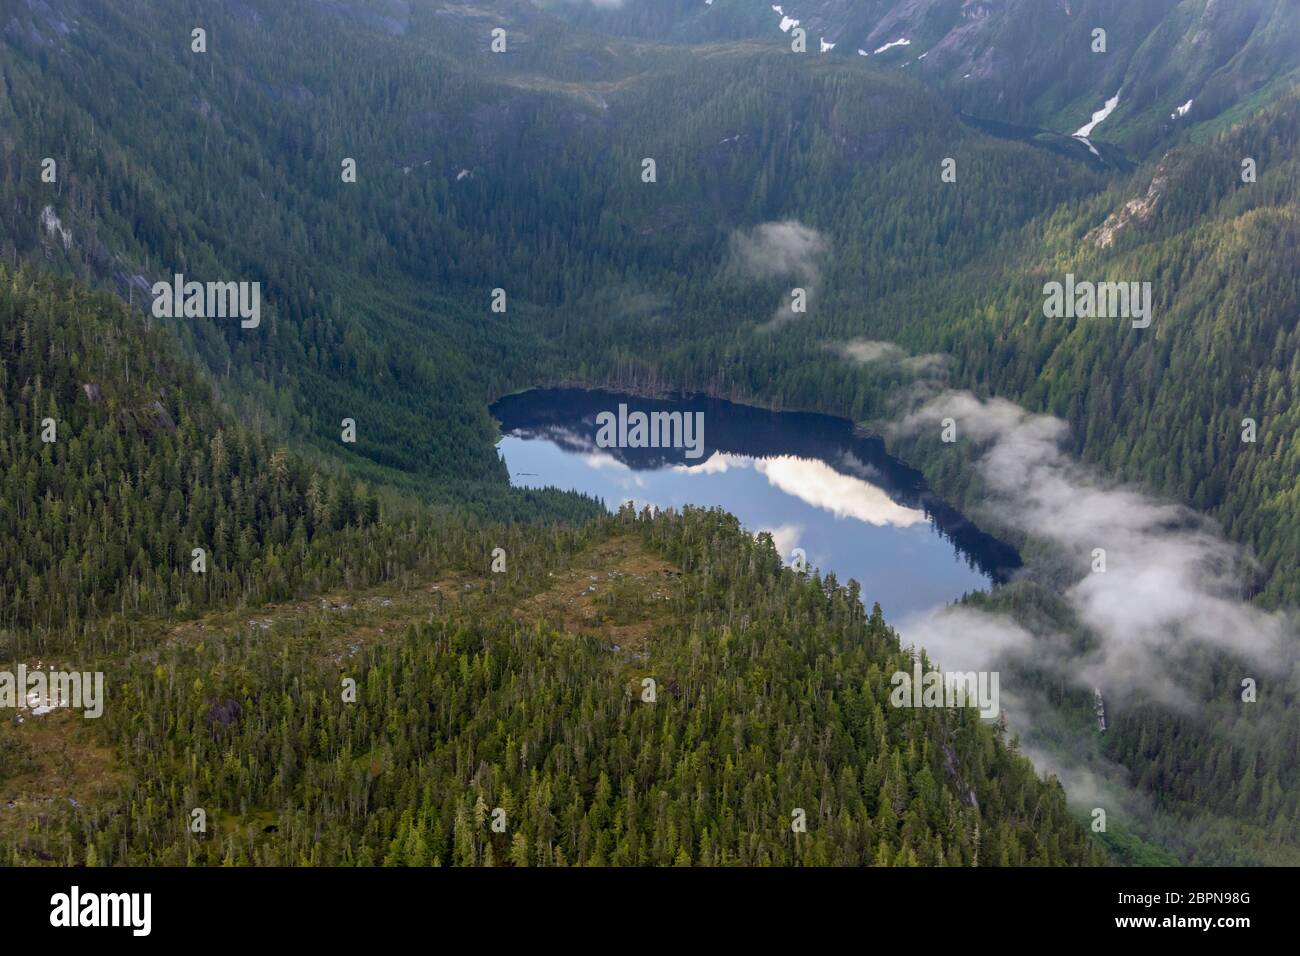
xmin=671 ymin=451 xmax=749 ymax=475
xmin=732 ymin=220 xmax=829 ymax=331
xmin=897 ymin=391 xmax=1297 ymax=705
xmin=731 ymin=220 xmax=827 ymax=284
xmin=754 ymin=455 xmax=929 ymax=528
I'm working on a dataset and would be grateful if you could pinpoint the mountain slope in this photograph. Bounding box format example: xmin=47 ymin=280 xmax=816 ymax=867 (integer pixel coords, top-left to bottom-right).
xmin=1 ymin=0 xmax=1298 ymax=867
xmin=0 ymin=0 xmax=1105 ymax=488
xmin=3 ymin=0 xmax=1294 ymax=601
xmin=0 ymin=273 xmax=1103 ymax=868
xmin=545 ymin=0 xmax=1300 ymax=156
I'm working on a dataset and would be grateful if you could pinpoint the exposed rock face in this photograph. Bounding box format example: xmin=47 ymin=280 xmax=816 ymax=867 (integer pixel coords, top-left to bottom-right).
xmin=1085 ymin=164 xmax=1168 ymax=248
xmin=39 ymin=205 xmax=72 ymax=249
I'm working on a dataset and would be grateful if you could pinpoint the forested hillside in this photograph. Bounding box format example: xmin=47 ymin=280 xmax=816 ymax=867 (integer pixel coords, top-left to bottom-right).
xmin=3 ymin=497 xmax=1103 ymax=867
xmin=0 ymin=268 xmax=596 ymax=642
xmin=1 ymin=0 xmax=1296 ymax=868
xmin=3 ymin=0 xmax=1292 ymax=603
xmin=0 ymin=272 xmax=1101 ymax=867
xmin=603 ymin=89 xmax=1299 ymax=606
xmin=0 ymin=0 xmax=1104 ymax=495
xmin=0 ymin=269 xmax=372 ymax=633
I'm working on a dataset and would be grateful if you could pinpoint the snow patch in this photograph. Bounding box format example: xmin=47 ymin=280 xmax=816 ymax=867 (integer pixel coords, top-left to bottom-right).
xmin=1074 ymin=89 xmax=1120 ymax=138
xmin=1171 ymin=98 xmax=1193 ymax=119
xmin=820 ymin=38 xmax=834 ymax=52
xmin=873 ymin=37 xmax=911 ymax=54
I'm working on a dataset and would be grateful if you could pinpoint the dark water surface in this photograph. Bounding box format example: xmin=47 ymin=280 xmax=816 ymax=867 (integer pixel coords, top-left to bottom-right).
xmin=492 ymin=388 xmax=1019 ymax=620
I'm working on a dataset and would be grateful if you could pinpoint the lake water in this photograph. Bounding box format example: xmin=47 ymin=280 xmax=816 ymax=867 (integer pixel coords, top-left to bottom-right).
xmin=491 ymin=388 xmax=1019 ymax=620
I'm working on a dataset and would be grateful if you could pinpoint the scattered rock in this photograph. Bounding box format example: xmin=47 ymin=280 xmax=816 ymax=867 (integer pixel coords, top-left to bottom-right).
xmin=144 ymin=400 xmax=177 ymax=434
xmin=204 ymin=698 xmax=243 ymax=727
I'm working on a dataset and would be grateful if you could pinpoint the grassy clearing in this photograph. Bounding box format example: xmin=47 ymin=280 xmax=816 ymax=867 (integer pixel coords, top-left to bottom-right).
xmin=0 ymin=705 xmax=127 ymax=855
xmin=515 ymin=534 xmax=681 ymax=653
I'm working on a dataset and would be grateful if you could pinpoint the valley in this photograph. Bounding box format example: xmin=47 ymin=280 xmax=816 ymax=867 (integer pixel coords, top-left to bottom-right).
xmin=0 ymin=0 xmax=1297 ymax=872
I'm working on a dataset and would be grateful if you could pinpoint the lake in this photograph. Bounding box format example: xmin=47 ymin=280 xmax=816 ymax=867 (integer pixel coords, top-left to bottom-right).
xmin=491 ymin=387 xmax=1019 ymax=620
